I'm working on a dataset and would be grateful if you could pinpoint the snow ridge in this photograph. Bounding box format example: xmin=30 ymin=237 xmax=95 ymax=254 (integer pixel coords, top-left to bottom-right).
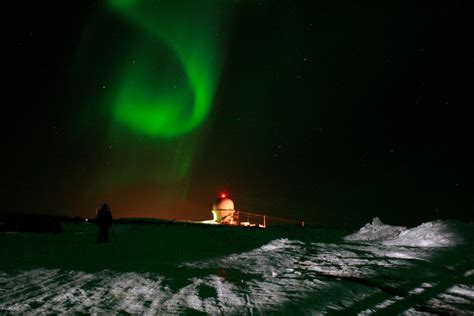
xmin=345 ymin=217 xmax=406 ymax=242
xmin=345 ymin=218 xmax=464 ymax=247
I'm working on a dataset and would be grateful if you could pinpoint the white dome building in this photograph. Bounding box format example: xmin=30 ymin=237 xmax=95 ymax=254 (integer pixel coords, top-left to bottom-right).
xmin=212 ymin=196 xmax=237 ymax=224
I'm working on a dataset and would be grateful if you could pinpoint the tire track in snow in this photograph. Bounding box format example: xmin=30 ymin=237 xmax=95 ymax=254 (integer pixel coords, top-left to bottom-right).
xmin=0 ymin=269 xmax=68 ymax=305
xmin=0 ymin=271 xmax=95 ymax=313
xmin=0 ymin=269 xmax=64 ymax=302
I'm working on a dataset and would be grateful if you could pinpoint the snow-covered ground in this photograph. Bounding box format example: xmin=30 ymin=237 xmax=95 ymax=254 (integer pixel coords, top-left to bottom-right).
xmin=0 ymin=219 xmax=473 ymax=314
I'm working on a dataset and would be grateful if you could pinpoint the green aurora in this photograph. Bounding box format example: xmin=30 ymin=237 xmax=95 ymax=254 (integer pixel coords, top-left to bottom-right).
xmin=109 ymin=0 xmax=231 ymax=137
xmin=71 ymin=0 xmax=235 ymax=216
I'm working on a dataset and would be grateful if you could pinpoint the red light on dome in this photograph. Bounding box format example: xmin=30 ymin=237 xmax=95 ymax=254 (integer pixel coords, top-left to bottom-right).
xmin=221 ymin=193 xmax=226 ymax=198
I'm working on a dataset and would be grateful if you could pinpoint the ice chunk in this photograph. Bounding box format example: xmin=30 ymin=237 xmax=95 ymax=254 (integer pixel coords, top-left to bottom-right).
xmin=372 ymin=217 xmax=384 ymax=226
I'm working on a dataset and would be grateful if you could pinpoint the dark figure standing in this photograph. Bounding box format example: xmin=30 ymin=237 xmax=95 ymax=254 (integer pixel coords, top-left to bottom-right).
xmin=96 ymin=203 xmax=113 ymax=243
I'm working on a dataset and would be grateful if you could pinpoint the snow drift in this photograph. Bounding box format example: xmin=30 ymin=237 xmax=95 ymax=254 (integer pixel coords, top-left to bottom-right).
xmin=345 ymin=217 xmax=465 ymax=247
xmin=344 ymin=217 xmax=406 ymax=242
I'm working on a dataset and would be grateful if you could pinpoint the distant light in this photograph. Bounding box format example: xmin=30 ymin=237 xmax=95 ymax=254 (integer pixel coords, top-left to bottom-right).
xmin=85 ymin=218 xmax=89 ymax=222
xmin=221 ymin=193 xmax=226 ymax=198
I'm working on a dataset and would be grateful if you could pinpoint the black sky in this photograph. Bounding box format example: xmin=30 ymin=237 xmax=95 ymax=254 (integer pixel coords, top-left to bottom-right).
xmin=4 ymin=1 xmax=474 ymax=227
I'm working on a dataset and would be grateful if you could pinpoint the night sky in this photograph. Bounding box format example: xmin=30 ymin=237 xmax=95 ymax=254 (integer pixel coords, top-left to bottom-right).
xmin=4 ymin=0 xmax=474 ymax=227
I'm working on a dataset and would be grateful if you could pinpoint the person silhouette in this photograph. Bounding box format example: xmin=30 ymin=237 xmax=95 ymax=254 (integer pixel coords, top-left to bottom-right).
xmin=96 ymin=203 xmax=113 ymax=243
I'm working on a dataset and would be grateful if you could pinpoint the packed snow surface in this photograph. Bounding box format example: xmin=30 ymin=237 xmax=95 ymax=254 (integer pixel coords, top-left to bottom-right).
xmin=0 ymin=219 xmax=473 ymax=314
